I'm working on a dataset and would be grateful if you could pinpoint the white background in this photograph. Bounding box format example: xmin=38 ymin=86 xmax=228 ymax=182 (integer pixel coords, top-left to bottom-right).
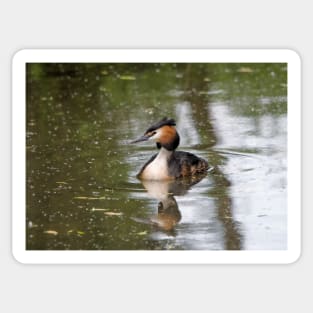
xmin=1 ymin=0 xmax=310 ymax=312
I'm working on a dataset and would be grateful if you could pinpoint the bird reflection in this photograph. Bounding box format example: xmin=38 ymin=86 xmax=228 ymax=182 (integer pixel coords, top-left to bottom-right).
xmin=139 ymin=174 xmax=207 ymax=234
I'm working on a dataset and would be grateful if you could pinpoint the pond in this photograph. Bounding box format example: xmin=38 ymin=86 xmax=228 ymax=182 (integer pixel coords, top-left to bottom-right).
xmin=26 ymin=62 xmax=287 ymax=250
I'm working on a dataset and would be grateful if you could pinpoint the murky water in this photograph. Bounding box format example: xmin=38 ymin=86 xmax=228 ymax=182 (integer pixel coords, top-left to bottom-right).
xmin=26 ymin=63 xmax=287 ymax=250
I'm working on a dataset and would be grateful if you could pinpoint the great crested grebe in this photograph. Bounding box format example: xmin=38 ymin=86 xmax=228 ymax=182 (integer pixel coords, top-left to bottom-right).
xmin=131 ymin=117 xmax=209 ymax=180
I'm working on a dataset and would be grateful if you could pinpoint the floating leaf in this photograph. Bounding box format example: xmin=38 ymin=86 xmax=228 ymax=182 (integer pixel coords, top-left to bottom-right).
xmin=43 ymin=230 xmax=58 ymax=236
xmin=28 ymin=221 xmax=38 ymax=228
xmin=74 ymin=196 xmax=106 ymax=200
xmin=67 ymin=229 xmax=85 ymax=236
xmin=104 ymin=212 xmax=123 ymax=216
xmin=91 ymin=208 xmax=109 ymax=211
xmin=137 ymin=231 xmax=148 ymax=236
xmin=119 ymin=75 xmax=136 ymax=81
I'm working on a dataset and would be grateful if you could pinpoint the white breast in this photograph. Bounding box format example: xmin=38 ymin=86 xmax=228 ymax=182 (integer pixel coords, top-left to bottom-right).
xmin=141 ymin=148 xmax=172 ymax=180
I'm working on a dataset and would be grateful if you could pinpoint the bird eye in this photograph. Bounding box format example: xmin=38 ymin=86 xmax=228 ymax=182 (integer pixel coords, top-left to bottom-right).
xmin=146 ymin=131 xmax=157 ymax=137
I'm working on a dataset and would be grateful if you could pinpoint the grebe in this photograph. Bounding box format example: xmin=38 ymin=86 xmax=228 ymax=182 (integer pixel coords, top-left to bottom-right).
xmin=131 ymin=117 xmax=209 ymax=180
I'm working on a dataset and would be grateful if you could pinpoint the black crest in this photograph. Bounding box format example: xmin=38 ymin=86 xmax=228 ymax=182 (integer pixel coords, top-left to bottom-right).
xmin=145 ymin=117 xmax=176 ymax=133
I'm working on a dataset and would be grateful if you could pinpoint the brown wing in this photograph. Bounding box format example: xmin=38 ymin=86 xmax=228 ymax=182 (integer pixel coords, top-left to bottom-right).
xmin=168 ymin=151 xmax=209 ymax=178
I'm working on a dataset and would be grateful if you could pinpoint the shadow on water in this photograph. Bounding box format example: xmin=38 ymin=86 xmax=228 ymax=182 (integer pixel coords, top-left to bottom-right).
xmin=26 ymin=63 xmax=287 ymax=250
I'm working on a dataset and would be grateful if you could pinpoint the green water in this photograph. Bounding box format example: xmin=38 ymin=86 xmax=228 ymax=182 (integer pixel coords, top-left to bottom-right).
xmin=26 ymin=63 xmax=287 ymax=250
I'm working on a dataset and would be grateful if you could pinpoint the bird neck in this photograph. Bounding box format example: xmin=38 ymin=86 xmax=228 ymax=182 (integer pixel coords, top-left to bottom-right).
xmin=157 ymin=147 xmax=173 ymax=159
xmin=157 ymin=130 xmax=180 ymax=151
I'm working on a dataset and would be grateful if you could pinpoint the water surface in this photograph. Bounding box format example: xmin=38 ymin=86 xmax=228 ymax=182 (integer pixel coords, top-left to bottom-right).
xmin=26 ymin=63 xmax=287 ymax=250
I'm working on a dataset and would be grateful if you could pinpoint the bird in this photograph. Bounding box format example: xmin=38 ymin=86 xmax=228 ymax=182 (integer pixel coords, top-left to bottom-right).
xmin=130 ymin=117 xmax=209 ymax=180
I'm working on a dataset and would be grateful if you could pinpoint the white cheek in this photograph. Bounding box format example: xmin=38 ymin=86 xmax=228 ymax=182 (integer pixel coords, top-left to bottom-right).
xmin=150 ymin=131 xmax=161 ymax=141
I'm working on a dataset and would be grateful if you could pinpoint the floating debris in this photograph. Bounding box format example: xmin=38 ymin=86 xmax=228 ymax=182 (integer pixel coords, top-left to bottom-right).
xmin=104 ymin=212 xmax=123 ymax=216
xmin=43 ymin=230 xmax=58 ymax=236
xmin=137 ymin=231 xmax=148 ymax=236
xmin=119 ymin=75 xmax=136 ymax=80
xmin=74 ymin=196 xmax=106 ymax=200
xmin=28 ymin=221 xmax=38 ymax=228
xmin=91 ymin=208 xmax=109 ymax=212
xmin=67 ymin=230 xmax=85 ymax=236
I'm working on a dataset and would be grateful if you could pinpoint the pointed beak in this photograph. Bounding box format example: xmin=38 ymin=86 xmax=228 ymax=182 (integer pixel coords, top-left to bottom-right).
xmin=130 ymin=134 xmax=150 ymax=144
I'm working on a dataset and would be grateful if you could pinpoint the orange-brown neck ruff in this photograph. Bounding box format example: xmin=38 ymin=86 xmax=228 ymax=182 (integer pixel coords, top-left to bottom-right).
xmin=157 ymin=126 xmax=180 ymax=151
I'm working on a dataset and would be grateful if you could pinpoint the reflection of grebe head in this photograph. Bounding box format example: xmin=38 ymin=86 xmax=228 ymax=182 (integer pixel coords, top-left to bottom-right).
xmin=155 ymin=196 xmax=181 ymax=232
xmin=130 ymin=117 xmax=180 ymax=151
